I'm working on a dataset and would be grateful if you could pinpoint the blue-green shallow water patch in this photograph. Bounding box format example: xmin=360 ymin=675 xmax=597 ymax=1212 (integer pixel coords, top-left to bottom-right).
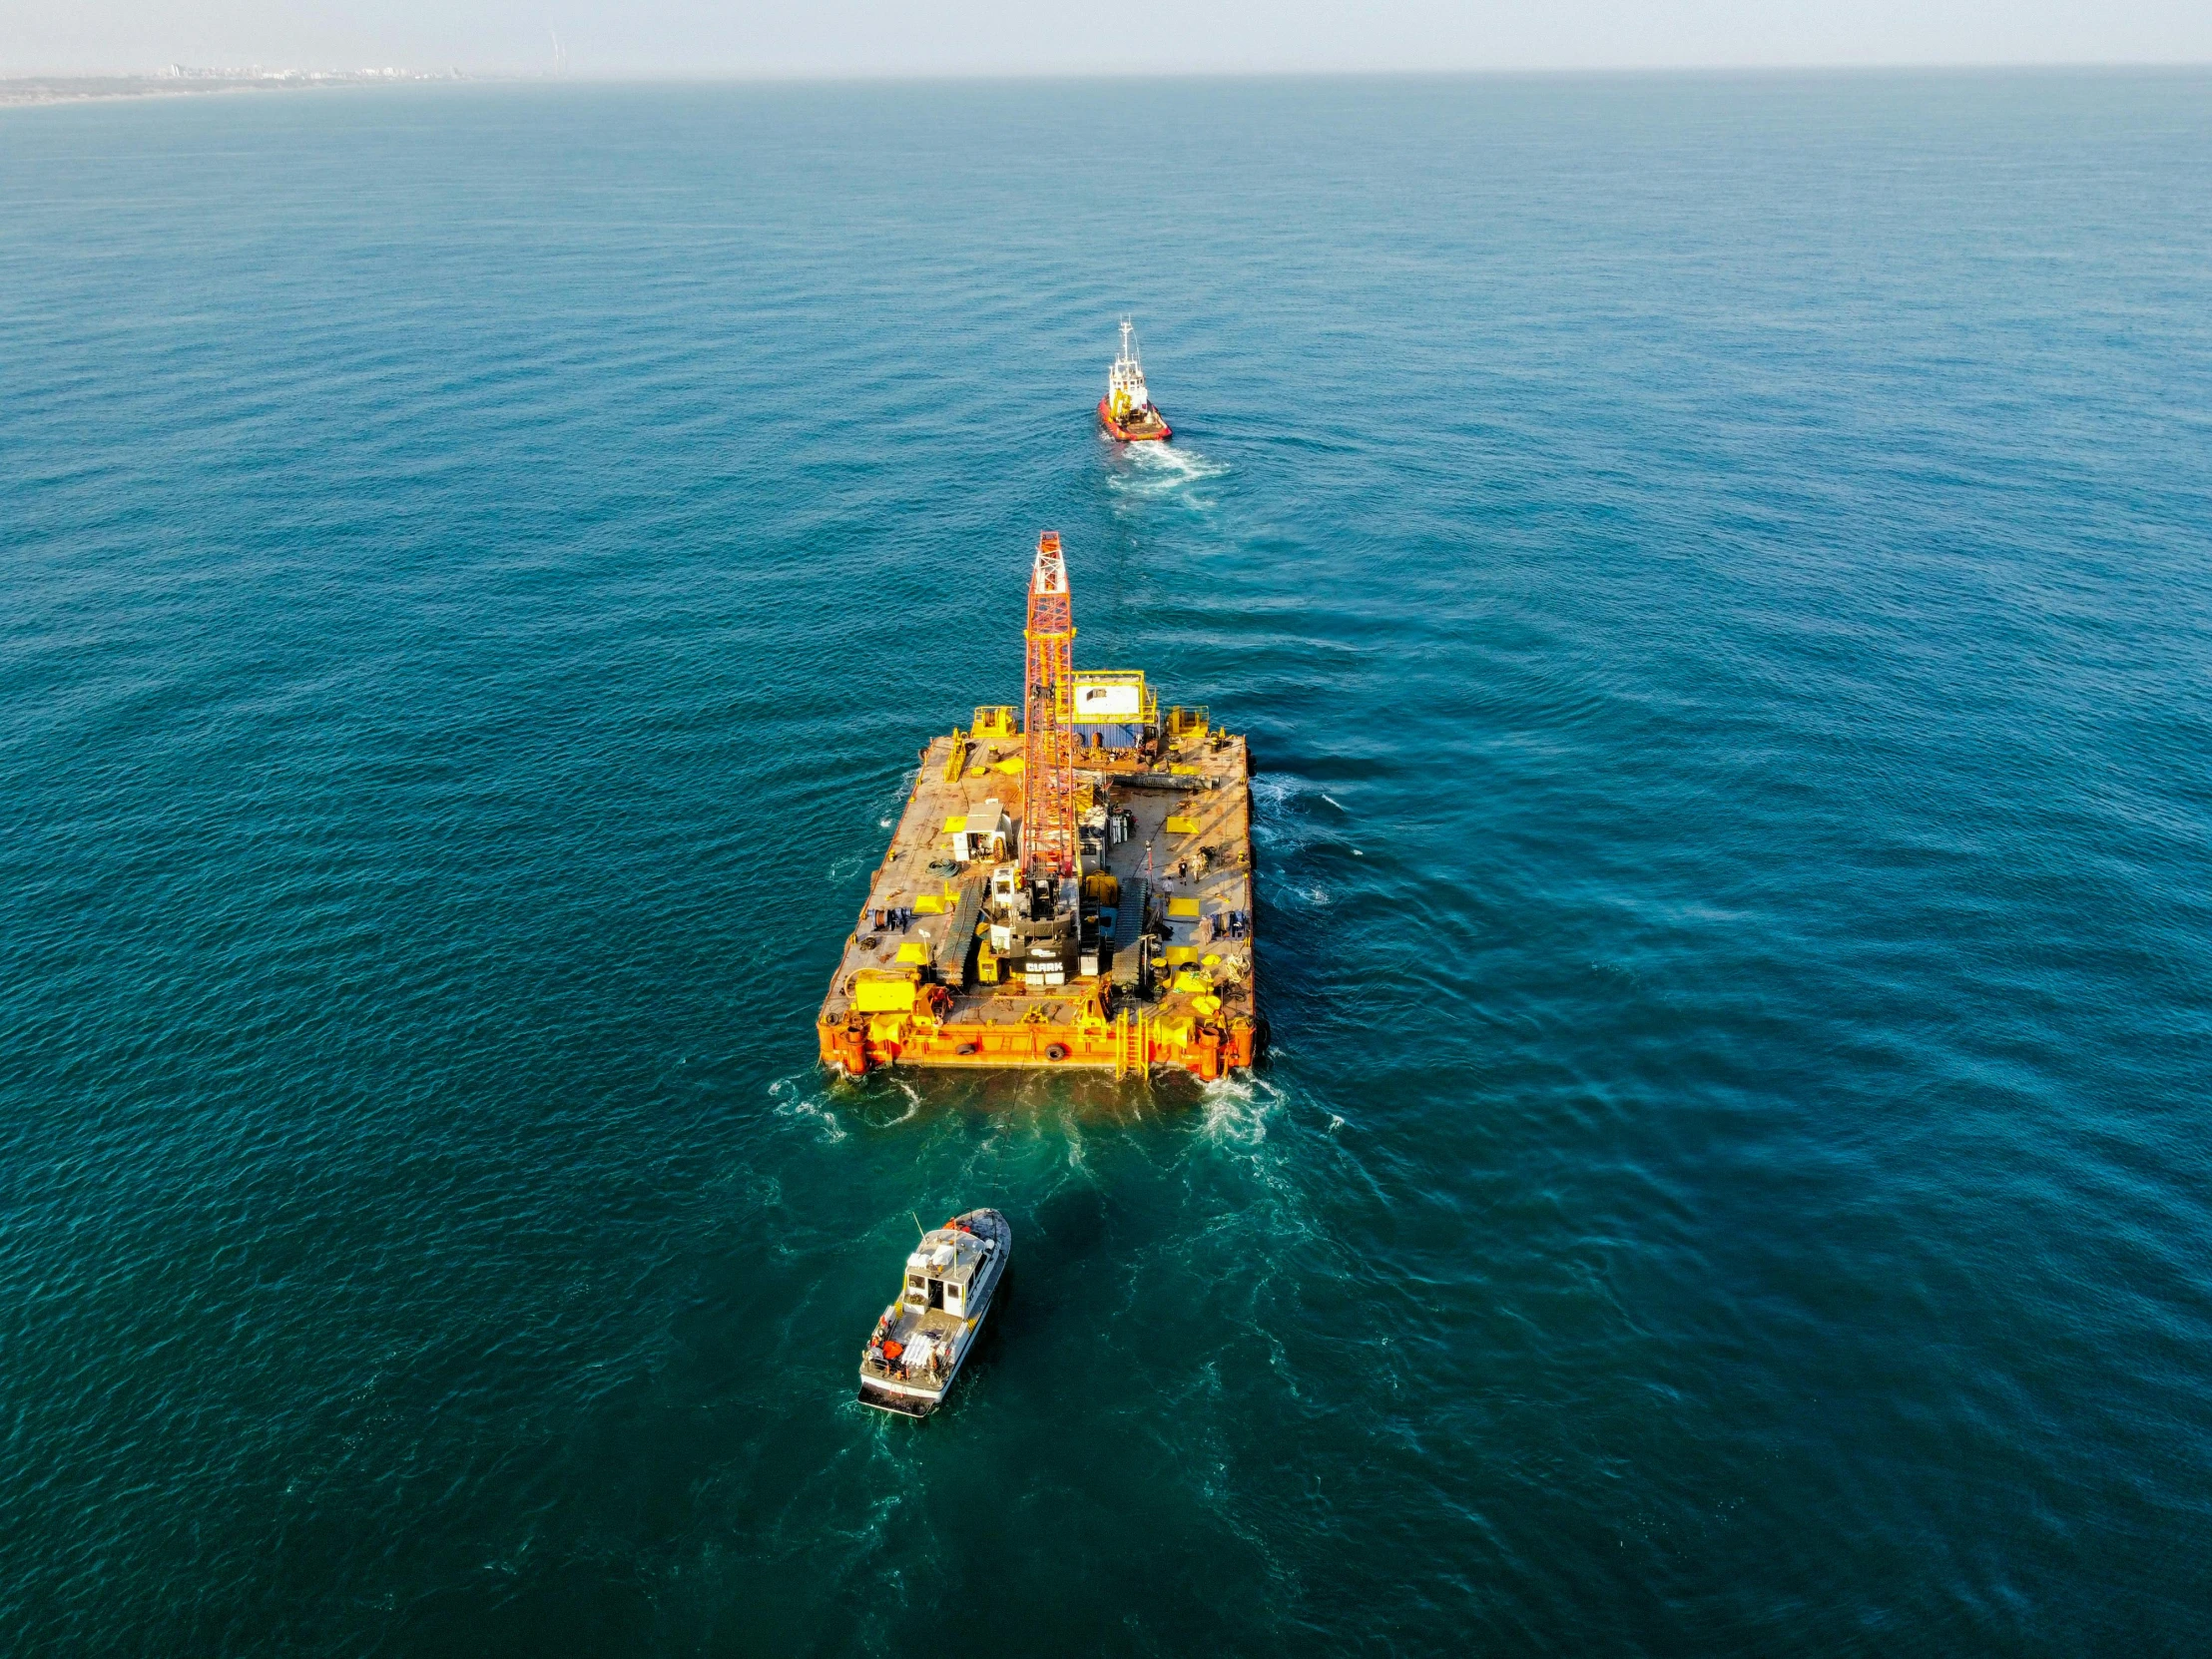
xmin=3 ymin=72 xmax=2210 ymax=1656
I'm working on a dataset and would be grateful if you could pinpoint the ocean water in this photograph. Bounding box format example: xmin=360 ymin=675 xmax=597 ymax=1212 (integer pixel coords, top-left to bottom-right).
xmin=4 ymin=71 xmax=2210 ymax=1655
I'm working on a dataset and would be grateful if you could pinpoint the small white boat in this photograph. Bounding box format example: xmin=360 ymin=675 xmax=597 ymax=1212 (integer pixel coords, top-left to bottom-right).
xmin=857 ymin=1209 xmax=1011 ymax=1416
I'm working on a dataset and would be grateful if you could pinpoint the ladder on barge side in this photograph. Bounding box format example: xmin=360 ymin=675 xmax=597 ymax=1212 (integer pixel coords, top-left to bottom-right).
xmin=1113 ymin=1008 xmax=1149 ymax=1081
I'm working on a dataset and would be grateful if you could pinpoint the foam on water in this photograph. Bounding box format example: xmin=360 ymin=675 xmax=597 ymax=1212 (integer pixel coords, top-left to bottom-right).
xmin=769 ymin=1075 xmax=853 ymax=1143
xmin=1103 ymin=436 xmax=1232 ymax=511
xmin=1194 ymin=1071 xmax=1278 ymax=1148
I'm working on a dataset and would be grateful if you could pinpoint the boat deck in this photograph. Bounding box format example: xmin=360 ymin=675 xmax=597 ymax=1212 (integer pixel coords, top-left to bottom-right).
xmin=817 ymin=714 xmax=1260 ymax=1080
xmin=857 ymin=1301 xmax=967 ymax=1413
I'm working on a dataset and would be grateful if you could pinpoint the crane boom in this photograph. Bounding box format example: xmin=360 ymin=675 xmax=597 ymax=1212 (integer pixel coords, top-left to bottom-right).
xmin=1021 ymin=531 xmax=1078 ymax=880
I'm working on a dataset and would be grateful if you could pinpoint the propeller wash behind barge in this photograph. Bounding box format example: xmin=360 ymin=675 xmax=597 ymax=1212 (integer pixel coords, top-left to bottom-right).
xmin=818 ymin=533 xmax=1261 ymax=1082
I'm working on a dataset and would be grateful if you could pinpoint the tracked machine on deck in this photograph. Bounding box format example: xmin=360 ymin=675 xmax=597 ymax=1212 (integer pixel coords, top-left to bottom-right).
xmin=818 ymin=533 xmax=1261 ymax=1083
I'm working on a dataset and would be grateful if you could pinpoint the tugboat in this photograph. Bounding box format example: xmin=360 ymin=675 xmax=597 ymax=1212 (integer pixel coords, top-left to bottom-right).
xmin=1098 ymin=317 xmax=1172 ymax=441
xmin=857 ymin=1209 xmax=1011 ymax=1416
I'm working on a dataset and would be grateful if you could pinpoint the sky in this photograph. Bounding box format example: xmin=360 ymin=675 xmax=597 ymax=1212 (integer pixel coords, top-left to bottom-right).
xmin=4 ymin=0 xmax=2209 ymax=78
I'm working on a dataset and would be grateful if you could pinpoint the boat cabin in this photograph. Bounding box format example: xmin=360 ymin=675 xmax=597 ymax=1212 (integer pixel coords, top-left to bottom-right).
xmin=904 ymin=1227 xmax=992 ymax=1320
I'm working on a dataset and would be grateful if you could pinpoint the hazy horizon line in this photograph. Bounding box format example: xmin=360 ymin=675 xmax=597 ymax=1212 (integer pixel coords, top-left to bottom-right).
xmin=7 ymin=57 xmax=2210 ymax=84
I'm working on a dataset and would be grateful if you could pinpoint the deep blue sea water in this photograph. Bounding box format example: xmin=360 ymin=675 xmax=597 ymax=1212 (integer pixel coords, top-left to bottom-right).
xmin=4 ymin=72 xmax=2211 ymax=1656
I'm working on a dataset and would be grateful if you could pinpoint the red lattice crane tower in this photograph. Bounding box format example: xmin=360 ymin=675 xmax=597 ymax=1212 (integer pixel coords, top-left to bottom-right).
xmin=1021 ymin=531 xmax=1078 ymax=880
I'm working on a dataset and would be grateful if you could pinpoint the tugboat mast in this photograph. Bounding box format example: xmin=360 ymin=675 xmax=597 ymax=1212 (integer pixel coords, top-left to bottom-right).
xmin=1108 ymin=318 xmax=1150 ymax=415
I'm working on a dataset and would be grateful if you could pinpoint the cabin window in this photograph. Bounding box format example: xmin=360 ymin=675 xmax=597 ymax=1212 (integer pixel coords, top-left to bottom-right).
xmin=927 ymin=1279 xmax=944 ymax=1311
xmin=945 ymin=1282 xmax=964 ymax=1313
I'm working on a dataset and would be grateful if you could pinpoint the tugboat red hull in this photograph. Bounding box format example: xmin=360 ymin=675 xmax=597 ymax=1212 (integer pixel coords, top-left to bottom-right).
xmin=1099 ymin=397 xmax=1172 ymax=441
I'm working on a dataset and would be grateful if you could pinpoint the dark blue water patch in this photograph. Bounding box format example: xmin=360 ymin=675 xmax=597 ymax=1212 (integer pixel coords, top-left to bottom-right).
xmin=3 ymin=70 xmax=2211 ymax=1657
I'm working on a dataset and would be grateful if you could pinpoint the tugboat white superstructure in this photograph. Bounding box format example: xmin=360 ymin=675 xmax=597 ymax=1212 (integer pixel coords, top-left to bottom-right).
xmin=1099 ymin=317 xmax=1171 ymax=441
xmin=857 ymin=1209 xmax=1011 ymax=1416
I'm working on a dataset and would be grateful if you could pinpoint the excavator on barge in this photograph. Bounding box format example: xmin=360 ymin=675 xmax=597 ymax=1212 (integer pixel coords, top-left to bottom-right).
xmin=816 ymin=532 xmax=1259 ymax=1082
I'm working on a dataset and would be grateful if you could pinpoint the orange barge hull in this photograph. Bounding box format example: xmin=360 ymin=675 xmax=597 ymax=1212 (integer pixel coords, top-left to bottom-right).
xmin=818 ymin=1000 xmax=1262 ymax=1084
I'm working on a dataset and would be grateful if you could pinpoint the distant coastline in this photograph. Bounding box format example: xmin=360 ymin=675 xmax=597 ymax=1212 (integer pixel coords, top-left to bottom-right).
xmin=0 ymin=70 xmax=469 ymax=109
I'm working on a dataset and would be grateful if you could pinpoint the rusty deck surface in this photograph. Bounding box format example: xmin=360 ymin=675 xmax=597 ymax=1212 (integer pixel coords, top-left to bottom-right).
xmin=817 ymin=715 xmax=1260 ymax=1081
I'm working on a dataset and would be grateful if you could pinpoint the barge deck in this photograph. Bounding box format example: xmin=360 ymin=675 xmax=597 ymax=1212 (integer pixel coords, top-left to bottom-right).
xmin=817 ymin=535 xmax=1260 ymax=1082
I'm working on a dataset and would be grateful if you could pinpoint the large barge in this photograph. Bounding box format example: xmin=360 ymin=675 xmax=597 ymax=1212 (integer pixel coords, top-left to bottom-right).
xmin=817 ymin=533 xmax=1260 ymax=1082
